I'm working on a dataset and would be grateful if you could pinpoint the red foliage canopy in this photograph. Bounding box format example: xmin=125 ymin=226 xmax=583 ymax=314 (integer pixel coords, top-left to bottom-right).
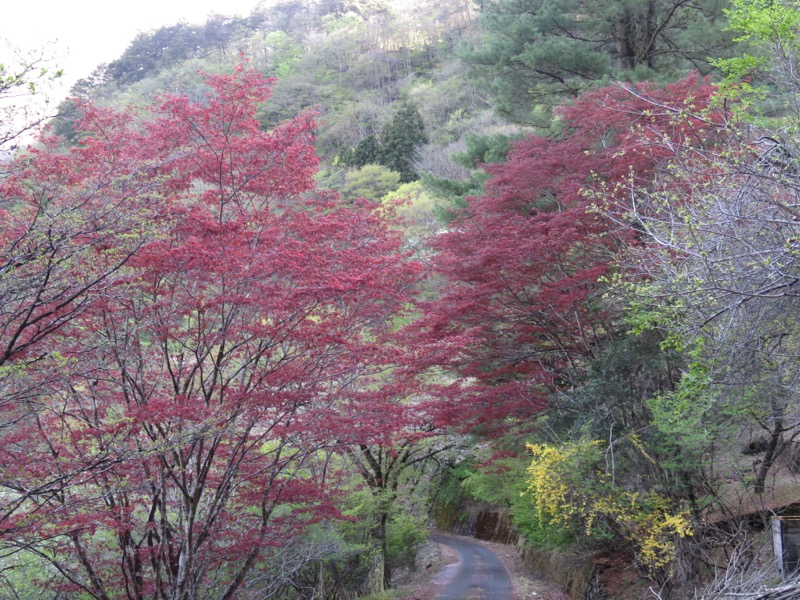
xmin=417 ymin=75 xmax=721 ymax=430
xmin=0 ymin=65 xmax=421 ymax=599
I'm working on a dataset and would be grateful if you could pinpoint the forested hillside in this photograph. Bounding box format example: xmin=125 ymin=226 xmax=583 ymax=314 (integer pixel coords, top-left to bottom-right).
xmin=3 ymin=0 xmax=800 ymax=598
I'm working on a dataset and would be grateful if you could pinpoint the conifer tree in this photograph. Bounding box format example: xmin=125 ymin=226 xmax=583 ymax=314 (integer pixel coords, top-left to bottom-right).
xmin=465 ymin=0 xmax=732 ymax=122
xmin=378 ymin=102 xmax=427 ymax=183
xmin=351 ymin=133 xmax=382 ymax=167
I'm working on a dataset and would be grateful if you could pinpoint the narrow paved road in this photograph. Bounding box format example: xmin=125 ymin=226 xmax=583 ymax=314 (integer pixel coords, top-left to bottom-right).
xmin=430 ymin=533 xmax=513 ymax=600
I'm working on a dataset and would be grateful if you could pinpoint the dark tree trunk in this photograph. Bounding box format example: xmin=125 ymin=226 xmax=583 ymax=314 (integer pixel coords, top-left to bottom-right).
xmin=755 ymin=417 xmax=784 ymax=494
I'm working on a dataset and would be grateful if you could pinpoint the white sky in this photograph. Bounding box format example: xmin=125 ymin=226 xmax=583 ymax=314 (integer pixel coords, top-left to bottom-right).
xmin=2 ymin=0 xmax=263 ymax=91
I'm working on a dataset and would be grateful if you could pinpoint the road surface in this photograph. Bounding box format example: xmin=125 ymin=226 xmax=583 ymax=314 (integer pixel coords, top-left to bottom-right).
xmin=430 ymin=533 xmax=513 ymax=600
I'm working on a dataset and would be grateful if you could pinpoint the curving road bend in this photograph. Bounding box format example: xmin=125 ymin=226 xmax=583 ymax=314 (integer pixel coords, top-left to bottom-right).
xmin=430 ymin=533 xmax=513 ymax=600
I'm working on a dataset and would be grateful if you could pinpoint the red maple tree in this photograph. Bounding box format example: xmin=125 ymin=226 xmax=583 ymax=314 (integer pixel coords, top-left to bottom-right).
xmin=0 ymin=100 xmax=173 ymax=531
xmin=416 ymin=75 xmax=721 ymax=430
xmin=0 ymin=65 xmax=421 ymax=599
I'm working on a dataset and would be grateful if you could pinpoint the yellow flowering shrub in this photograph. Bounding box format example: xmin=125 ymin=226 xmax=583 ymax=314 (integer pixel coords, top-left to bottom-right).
xmin=524 ymin=440 xmax=602 ymax=525
xmin=524 ymin=440 xmax=693 ymax=575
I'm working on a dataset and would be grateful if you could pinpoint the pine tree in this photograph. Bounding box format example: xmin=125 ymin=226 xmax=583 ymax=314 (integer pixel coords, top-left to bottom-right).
xmin=465 ymin=0 xmax=733 ymax=123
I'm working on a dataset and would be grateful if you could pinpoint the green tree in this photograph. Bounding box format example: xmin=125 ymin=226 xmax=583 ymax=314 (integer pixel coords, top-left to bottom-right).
xmin=713 ymin=0 xmax=800 ymax=117
xmin=106 ymin=23 xmax=207 ymax=85
xmin=262 ymin=30 xmax=303 ymax=78
xmin=340 ymin=164 xmax=402 ymax=199
xmin=379 ymin=102 xmax=428 ymax=182
xmin=351 ymin=133 xmax=382 ymax=167
xmin=382 ymin=181 xmax=441 ymax=242
xmin=420 ymin=132 xmax=518 ymax=222
xmin=465 ymin=0 xmax=733 ymax=122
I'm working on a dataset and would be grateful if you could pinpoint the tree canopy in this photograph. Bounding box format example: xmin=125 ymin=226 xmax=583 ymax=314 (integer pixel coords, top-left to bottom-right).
xmin=9 ymin=0 xmax=800 ymax=597
xmin=464 ymin=0 xmax=733 ymax=122
xmin=0 ymin=64 xmax=423 ymax=599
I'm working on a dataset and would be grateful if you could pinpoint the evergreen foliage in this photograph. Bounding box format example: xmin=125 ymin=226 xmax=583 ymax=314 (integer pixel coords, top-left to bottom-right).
xmin=378 ymin=102 xmax=429 ymax=182
xmin=351 ymin=133 xmax=382 ymax=167
xmin=464 ymin=0 xmax=734 ymax=122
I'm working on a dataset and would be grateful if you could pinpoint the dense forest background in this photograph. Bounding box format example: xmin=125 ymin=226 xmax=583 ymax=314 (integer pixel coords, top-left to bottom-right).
xmin=3 ymin=0 xmax=800 ymax=598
